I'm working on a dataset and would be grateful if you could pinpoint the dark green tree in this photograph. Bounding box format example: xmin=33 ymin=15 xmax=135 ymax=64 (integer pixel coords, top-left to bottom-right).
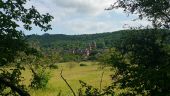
xmin=109 ymin=29 xmax=170 ymax=95
xmin=109 ymin=0 xmax=170 ymax=29
xmin=106 ymin=1 xmax=170 ymax=95
xmin=0 ymin=0 xmax=53 ymax=95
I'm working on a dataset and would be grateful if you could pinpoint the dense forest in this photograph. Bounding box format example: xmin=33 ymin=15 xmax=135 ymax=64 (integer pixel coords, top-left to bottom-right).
xmin=27 ymin=29 xmax=170 ymax=62
xmin=26 ymin=30 xmax=123 ymax=61
xmin=27 ymin=30 xmax=123 ymax=50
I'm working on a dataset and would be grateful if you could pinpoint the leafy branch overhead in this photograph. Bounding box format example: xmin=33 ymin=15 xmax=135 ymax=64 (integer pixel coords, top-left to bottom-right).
xmin=0 ymin=0 xmax=53 ymax=95
xmin=108 ymin=0 xmax=170 ymax=28
xmin=0 ymin=0 xmax=53 ymax=31
xmin=0 ymin=0 xmax=54 ymax=66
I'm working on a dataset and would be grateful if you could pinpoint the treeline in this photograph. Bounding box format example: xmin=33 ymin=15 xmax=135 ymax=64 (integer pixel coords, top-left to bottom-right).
xmin=26 ymin=30 xmax=123 ymax=50
xmin=26 ymin=30 xmax=123 ymax=61
xmin=26 ymin=29 xmax=170 ymax=62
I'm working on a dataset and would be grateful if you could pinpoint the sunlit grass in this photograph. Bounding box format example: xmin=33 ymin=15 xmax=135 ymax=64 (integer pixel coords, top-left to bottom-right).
xmin=21 ymin=62 xmax=113 ymax=96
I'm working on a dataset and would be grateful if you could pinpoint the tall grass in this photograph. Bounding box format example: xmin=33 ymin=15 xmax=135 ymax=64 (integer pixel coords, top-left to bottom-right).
xmin=21 ymin=62 xmax=113 ymax=96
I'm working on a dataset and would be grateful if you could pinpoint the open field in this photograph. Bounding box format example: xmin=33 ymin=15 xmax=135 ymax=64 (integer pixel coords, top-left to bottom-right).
xmin=21 ymin=62 xmax=113 ymax=96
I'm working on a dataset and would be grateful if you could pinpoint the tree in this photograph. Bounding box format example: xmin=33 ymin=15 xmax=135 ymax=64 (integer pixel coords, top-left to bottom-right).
xmin=0 ymin=0 xmax=53 ymax=66
xmin=108 ymin=0 xmax=170 ymax=29
xmin=106 ymin=1 xmax=170 ymax=95
xmin=109 ymin=29 xmax=170 ymax=95
xmin=0 ymin=0 xmax=53 ymax=95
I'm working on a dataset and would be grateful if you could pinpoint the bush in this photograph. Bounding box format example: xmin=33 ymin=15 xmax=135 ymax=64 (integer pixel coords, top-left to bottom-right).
xmin=80 ymin=63 xmax=87 ymax=67
xmin=78 ymin=80 xmax=114 ymax=95
xmin=49 ymin=64 xmax=58 ymax=69
xmin=30 ymin=66 xmax=51 ymax=89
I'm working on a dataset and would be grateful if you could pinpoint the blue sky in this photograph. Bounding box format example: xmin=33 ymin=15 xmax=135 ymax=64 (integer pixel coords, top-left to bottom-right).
xmin=24 ymin=0 xmax=151 ymax=35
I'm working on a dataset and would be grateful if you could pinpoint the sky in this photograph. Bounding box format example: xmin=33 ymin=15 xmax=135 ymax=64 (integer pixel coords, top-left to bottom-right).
xmin=24 ymin=0 xmax=151 ymax=35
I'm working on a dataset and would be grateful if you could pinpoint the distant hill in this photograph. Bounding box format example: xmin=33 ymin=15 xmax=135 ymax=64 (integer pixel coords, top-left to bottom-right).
xmin=26 ymin=29 xmax=170 ymax=50
xmin=26 ymin=30 xmax=125 ymax=50
xmin=26 ymin=29 xmax=170 ymax=61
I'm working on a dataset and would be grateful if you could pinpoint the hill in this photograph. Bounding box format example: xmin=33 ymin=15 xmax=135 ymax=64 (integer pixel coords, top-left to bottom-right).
xmin=26 ymin=30 xmax=125 ymax=61
xmin=26 ymin=29 xmax=170 ymax=61
xmin=26 ymin=30 xmax=124 ymax=50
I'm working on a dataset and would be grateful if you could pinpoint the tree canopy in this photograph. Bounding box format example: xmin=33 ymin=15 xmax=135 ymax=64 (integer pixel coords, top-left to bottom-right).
xmin=106 ymin=0 xmax=170 ymax=95
xmin=0 ymin=0 xmax=53 ymax=95
xmin=109 ymin=0 xmax=170 ymax=29
xmin=109 ymin=29 xmax=170 ymax=95
xmin=0 ymin=0 xmax=53 ymax=66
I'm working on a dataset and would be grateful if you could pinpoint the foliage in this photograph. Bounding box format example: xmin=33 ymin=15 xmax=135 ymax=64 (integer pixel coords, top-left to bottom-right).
xmin=25 ymin=54 xmax=52 ymax=89
xmin=24 ymin=50 xmax=62 ymax=89
xmin=30 ymin=65 xmax=51 ymax=89
xmin=78 ymin=80 xmax=115 ymax=96
xmin=62 ymin=54 xmax=82 ymax=62
xmin=27 ymin=30 xmax=170 ymax=62
xmin=109 ymin=0 xmax=170 ymax=29
xmin=49 ymin=64 xmax=59 ymax=69
xmin=27 ymin=31 xmax=127 ymax=62
xmin=98 ymin=48 xmax=115 ymax=65
xmin=27 ymin=31 xmax=122 ymax=52
xmin=0 ymin=0 xmax=53 ymax=95
xmin=0 ymin=61 xmax=29 ymax=96
xmin=87 ymin=49 xmax=99 ymax=61
xmin=0 ymin=0 xmax=53 ymax=66
xmin=44 ymin=50 xmax=63 ymax=63
xmin=79 ymin=63 xmax=87 ymax=67
xmin=109 ymin=29 xmax=170 ymax=95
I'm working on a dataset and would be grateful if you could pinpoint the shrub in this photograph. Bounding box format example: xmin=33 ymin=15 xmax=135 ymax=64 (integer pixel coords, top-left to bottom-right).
xmin=30 ymin=66 xmax=51 ymax=89
xmin=49 ymin=64 xmax=58 ymax=69
xmin=78 ymin=80 xmax=114 ymax=95
xmin=79 ymin=63 xmax=87 ymax=67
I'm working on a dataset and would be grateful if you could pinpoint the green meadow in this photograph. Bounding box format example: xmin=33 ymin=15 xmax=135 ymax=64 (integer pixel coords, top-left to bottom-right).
xmin=21 ymin=62 xmax=113 ymax=96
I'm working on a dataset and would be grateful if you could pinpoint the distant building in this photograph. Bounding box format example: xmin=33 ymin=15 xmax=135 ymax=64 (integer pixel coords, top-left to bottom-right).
xmin=69 ymin=41 xmax=97 ymax=57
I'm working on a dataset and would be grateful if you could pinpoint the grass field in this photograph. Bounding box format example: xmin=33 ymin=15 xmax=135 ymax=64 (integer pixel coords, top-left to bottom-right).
xmin=21 ymin=62 xmax=113 ymax=96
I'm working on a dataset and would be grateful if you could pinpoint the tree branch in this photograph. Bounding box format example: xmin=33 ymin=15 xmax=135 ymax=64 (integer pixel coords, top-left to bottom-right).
xmin=60 ymin=69 xmax=76 ymax=96
xmin=99 ymin=71 xmax=104 ymax=92
xmin=0 ymin=77 xmax=30 ymax=96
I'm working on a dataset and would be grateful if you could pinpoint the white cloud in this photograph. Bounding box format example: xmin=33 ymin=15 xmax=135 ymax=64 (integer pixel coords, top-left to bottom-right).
xmin=52 ymin=0 xmax=116 ymax=15
xmin=26 ymin=0 xmax=116 ymax=18
xmin=60 ymin=19 xmax=120 ymax=34
xmin=24 ymin=0 xmax=151 ymax=35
